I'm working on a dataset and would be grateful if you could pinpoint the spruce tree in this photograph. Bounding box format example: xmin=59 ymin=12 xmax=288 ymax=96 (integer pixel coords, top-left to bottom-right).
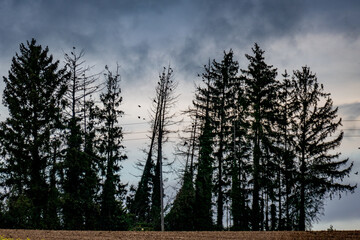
xmin=62 ymin=48 xmax=99 ymax=229
xmin=129 ymin=151 xmax=154 ymax=226
xmin=83 ymin=98 xmax=100 ymax=229
xmin=165 ymin=107 xmax=198 ymax=231
xmin=165 ymin=164 xmax=195 ymax=230
xmin=241 ymin=43 xmax=278 ymax=230
xmin=292 ymin=66 xmax=356 ymax=230
xmin=0 ymin=38 xmax=68 ymax=228
xmin=210 ymin=50 xmax=240 ymax=229
xmin=98 ymin=65 xmax=127 ymax=230
xmin=193 ymin=61 xmax=215 ymax=230
xmin=274 ymin=71 xmax=297 ymax=230
xmin=230 ymin=64 xmax=251 ymax=230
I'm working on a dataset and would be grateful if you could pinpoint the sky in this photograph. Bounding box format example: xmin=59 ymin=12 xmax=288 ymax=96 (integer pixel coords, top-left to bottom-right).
xmin=0 ymin=0 xmax=360 ymax=230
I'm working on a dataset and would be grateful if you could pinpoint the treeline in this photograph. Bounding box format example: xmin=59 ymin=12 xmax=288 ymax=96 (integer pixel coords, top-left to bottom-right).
xmin=0 ymin=39 xmax=127 ymax=230
xmin=0 ymin=39 xmax=356 ymax=231
xmin=163 ymin=44 xmax=356 ymax=231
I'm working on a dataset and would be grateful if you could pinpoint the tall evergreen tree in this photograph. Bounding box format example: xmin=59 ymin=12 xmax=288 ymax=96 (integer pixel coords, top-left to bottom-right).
xmin=82 ymin=98 xmax=101 ymax=229
xmin=193 ymin=61 xmax=215 ymax=230
xmin=273 ymin=71 xmax=297 ymax=230
xmin=210 ymin=50 xmax=240 ymax=229
xmin=292 ymin=66 xmax=356 ymax=230
xmin=230 ymin=65 xmax=251 ymax=230
xmin=165 ymin=107 xmax=198 ymax=230
xmin=98 ymin=65 xmax=127 ymax=230
xmin=165 ymin=160 xmax=195 ymax=231
xmin=0 ymin=39 xmax=68 ymax=228
xmin=62 ymin=48 xmax=99 ymax=229
xmin=241 ymin=43 xmax=278 ymax=230
xmin=129 ymin=147 xmax=154 ymax=226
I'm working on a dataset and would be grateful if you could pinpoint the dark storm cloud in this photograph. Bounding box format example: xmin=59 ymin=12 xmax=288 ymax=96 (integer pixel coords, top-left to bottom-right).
xmin=197 ymin=0 xmax=305 ymax=41
xmin=0 ymin=0 xmax=179 ymax=85
xmin=173 ymin=0 xmax=360 ymax=76
xmin=302 ymin=0 xmax=360 ymax=37
xmin=2 ymin=0 xmax=360 ymax=83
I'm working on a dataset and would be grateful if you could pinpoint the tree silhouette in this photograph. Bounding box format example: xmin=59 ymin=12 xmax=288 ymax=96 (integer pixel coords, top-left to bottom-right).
xmin=62 ymin=48 xmax=100 ymax=229
xmin=292 ymin=66 xmax=356 ymax=230
xmin=98 ymin=65 xmax=127 ymax=230
xmin=0 ymin=39 xmax=68 ymax=228
xmin=241 ymin=43 xmax=278 ymax=230
xmin=193 ymin=61 xmax=215 ymax=230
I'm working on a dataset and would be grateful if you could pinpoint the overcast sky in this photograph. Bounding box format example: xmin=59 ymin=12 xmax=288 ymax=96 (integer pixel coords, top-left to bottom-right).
xmin=0 ymin=0 xmax=360 ymax=230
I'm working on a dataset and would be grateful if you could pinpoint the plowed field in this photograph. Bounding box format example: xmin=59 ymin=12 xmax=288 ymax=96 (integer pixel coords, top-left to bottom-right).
xmin=1 ymin=229 xmax=359 ymax=240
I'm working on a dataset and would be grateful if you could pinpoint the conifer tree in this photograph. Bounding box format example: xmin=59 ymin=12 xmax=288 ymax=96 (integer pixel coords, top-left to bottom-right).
xmin=230 ymin=65 xmax=251 ymax=230
xmin=241 ymin=43 xmax=278 ymax=230
xmin=129 ymin=148 xmax=154 ymax=225
xmin=210 ymin=50 xmax=240 ymax=229
xmin=165 ymin=107 xmax=198 ymax=230
xmin=0 ymin=39 xmax=68 ymax=228
xmin=62 ymin=48 xmax=99 ymax=229
xmin=193 ymin=61 xmax=215 ymax=230
xmin=165 ymin=160 xmax=195 ymax=230
xmin=292 ymin=66 xmax=356 ymax=230
xmin=98 ymin=65 xmax=127 ymax=230
xmin=82 ymin=98 xmax=100 ymax=229
xmin=274 ymin=71 xmax=297 ymax=230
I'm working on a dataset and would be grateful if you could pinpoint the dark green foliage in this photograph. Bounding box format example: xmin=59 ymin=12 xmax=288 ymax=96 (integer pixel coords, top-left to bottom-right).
xmin=62 ymin=119 xmax=85 ymax=229
xmin=193 ymin=62 xmax=215 ymax=230
xmin=274 ymin=71 xmax=297 ymax=230
xmin=166 ymin=110 xmax=197 ymax=231
xmin=129 ymin=155 xmax=154 ymax=224
xmin=62 ymin=48 xmax=100 ymax=230
xmin=291 ymin=66 xmax=356 ymax=230
xmin=230 ymin=68 xmax=251 ymax=231
xmin=165 ymin=169 xmax=195 ymax=230
xmin=209 ymin=50 xmax=240 ymax=229
xmin=194 ymin=119 xmax=214 ymax=230
xmin=82 ymin=99 xmax=101 ymax=229
xmin=0 ymin=39 xmax=68 ymax=229
xmin=241 ymin=43 xmax=278 ymax=230
xmin=98 ymin=65 xmax=127 ymax=230
xmin=45 ymin=137 xmax=62 ymax=229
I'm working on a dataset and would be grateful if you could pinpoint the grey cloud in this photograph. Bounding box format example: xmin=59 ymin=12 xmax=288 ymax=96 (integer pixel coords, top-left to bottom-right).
xmin=302 ymin=0 xmax=360 ymax=38
xmin=339 ymin=102 xmax=360 ymax=120
xmin=192 ymin=0 xmax=305 ymax=46
xmin=2 ymin=0 xmax=360 ymax=85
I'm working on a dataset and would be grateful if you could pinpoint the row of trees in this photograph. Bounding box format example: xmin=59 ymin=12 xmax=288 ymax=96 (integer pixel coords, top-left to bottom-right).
xmin=0 ymin=39 xmax=355 ymax=230
xmin=163 ymin=45 xmax=356 ymax=231
xmin=0 ymin=39 xmax=127 ymax=230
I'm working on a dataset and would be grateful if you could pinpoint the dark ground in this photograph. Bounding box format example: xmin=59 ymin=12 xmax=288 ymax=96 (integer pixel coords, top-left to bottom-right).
xmin=0 ymin=229 xmax=360 ymax=240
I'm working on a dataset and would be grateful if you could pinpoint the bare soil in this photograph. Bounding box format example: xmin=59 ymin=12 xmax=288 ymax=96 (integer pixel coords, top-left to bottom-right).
xmin=0 ymin=229 xmax=359 ymax=240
